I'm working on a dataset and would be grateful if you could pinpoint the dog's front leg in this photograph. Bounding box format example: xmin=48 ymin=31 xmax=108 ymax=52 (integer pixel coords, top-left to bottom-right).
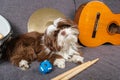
xmin=10 ymin=56 xmax=30 ymax=70
xmin=48 ymin=54 xmax=66 ymax=69
xmin=53 ymin=58 xmax=65 ymax=69
xmin=10 ymin=47 xmax=36 ymax=70
xmin=69 ymin=55 xmax=84 ymax=64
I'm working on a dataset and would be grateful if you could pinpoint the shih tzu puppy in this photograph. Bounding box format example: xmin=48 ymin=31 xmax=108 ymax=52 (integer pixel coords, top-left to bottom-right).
xmin=3 ymin=18 xmax=84 ymax=70
xmin=43 ymin=18 xmax=84 ymax=68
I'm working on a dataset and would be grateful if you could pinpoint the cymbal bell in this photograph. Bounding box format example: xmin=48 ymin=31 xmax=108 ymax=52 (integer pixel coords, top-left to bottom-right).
xmin=27 ymin=8 xmax=66 ymax=33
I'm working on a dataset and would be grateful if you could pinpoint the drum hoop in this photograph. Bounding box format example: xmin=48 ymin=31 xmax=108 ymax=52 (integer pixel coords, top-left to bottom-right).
xmin=0 ymin=29 xmax=12 ymax=41
xmin=0 ymin=28 xmax=12 ymax=45
xmin=0 ymin=15 xmax=12 ymax=44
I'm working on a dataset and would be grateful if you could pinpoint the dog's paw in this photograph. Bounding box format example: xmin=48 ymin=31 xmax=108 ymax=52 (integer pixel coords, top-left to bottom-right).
xmin=70 ymin=55 xmax=84 ymax=63
xmin=54 ymin=58 xmax=65 ymax=69
xmin=19 ymin=60 xmax=29 ymax=70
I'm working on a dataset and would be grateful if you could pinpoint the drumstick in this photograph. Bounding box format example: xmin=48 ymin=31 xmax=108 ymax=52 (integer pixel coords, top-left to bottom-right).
xmin=51 ymin=58 xmax=99 ymax=80
xmin=51 ymin=61 xmax=91 ymax=80
xmin=61 ymin=58 xmax=99 ymax=80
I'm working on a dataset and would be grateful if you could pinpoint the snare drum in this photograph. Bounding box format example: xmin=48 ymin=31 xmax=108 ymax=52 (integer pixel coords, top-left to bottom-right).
xmin=0 ymin=15 xmax=12 ymax=55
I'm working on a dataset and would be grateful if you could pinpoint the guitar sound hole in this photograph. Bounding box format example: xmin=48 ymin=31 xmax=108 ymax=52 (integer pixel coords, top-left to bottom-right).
xmin=92 ymin=12 xmax=100 ymax=38
xmin=108 ymin=23 xmax=120 ymax=34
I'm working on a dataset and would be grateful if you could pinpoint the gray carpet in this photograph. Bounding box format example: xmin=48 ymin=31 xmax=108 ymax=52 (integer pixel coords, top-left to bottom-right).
xmin=0 ymin=0 xmax=120 ymax=80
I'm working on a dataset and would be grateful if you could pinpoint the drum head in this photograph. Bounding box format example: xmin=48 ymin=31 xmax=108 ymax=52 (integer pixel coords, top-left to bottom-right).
xmin=27 ymin=8 xmax=66 ymax=33
xmin=0 ymin=15 xmax=11 ymax=39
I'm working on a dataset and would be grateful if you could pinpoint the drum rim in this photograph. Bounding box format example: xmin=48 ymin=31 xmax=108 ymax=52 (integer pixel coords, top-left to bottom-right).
xmin=0 ymin=28 xmax=12 ymax=41
xmin=0 ymin=15 xmax=12 ymax=42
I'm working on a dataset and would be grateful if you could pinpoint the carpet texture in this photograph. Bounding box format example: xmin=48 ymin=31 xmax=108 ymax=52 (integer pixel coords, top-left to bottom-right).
xmin=0 ymin=0 xmax=120 ymax=80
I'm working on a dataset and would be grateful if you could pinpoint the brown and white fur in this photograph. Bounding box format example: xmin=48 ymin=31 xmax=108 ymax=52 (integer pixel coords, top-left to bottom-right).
xmin=44 ymin=18 xmax=84 ymax=68
xmin=3 ymin=18 xmax=84 ymax=70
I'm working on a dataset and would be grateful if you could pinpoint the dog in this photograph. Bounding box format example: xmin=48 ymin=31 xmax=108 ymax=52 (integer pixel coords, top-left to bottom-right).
xmin=43 ymin=18 xmax=84 ymax=68
xmin=3 ymin=18 xmax=84 ymax=70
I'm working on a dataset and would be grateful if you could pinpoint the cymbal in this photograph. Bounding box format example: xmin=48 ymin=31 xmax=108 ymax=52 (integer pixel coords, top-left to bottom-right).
xmin=27 ymin=8 xmax=66 ymax=33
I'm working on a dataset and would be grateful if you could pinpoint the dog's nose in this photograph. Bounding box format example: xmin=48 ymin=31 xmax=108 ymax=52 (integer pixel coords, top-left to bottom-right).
xmin=61 ymin=30 xmax=66 ymax=36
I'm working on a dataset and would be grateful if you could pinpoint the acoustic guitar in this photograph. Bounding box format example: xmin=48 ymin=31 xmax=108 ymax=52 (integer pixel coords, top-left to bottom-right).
xmin=74 ymin=1 xmax=120 ymax=47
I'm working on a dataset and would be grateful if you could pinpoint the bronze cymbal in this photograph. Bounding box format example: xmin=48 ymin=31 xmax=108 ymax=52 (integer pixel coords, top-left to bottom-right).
xmin=28 ymin=8 xmax=66 ymax=33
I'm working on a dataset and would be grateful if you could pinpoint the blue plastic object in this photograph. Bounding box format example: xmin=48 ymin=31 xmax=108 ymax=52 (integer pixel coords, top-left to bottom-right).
xmin=39 ymin=60 xmax=53 ymax=74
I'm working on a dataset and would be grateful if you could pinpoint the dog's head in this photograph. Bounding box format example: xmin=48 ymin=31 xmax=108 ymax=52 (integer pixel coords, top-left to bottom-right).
xmin=43 ymin=18 xmax=79 ymax=51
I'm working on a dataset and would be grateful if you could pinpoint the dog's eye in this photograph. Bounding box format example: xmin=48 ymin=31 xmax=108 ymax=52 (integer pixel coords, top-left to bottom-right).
xmin=53 ymin=30 xmax=60 ymax=37
xmin=54 ymin=30 xmax=60 ymax=33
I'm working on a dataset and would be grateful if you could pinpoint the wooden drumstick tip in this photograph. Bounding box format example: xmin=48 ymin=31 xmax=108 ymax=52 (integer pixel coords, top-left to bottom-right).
xmin=91 ymin=58 xmax=99 ymax=63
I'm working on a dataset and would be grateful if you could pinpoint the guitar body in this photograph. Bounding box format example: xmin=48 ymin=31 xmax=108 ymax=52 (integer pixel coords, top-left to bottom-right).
xmin=74 ymin=1 xmax=120 ymax=47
